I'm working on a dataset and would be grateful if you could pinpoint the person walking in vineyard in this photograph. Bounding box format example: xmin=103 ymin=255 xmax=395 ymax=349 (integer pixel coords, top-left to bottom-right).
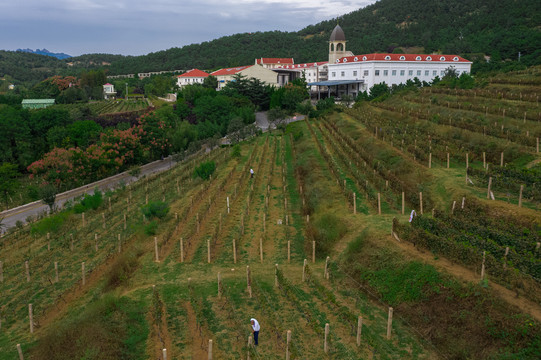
xmin=250 ymin=168 xmax=255 ymax=178
xmin=250 ymin=318 xmax=260 ymax=346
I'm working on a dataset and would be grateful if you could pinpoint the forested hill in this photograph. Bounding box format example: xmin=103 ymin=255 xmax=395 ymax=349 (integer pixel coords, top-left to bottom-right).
xmin=103 ymin=0 xmax=541 ymax=74
xmin=1 ymin=0 xmax=540 ymax=84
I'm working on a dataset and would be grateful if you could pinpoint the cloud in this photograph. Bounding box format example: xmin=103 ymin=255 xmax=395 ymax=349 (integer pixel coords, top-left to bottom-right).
xmin=0 ymin=0 xmax=376 ymax=55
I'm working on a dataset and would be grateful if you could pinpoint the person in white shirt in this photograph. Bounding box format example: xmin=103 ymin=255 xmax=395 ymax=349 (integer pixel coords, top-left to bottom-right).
xmin=250 ymin=318 xmax=260 ymax=345
xmin=250 ymin=168 xmax=254 ymax=178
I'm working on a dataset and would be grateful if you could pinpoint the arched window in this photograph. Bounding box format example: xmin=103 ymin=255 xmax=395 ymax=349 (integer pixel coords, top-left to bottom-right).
xmin=354 ymin=57 xmax=359 ymax=61
xmin=330 ymin=43 xmax=334 ymax=52
xmin=426 ymin=56 xmax=432 ymax=61
xmin=440 ymin=56 xmax=446 ymax=61
xmin=453 ymin=56 xmax=459 ymax=61
xmin=416 ymin=56 xmax=421 ymax=61
xmin=343 ymin=58 xmax=348 ymax=62
xmin=362 ymin=56 xmax=367 ymax=61
xmin=337 ymin=43 xmax=344 ymax=52
xmin=385 ymin=55 xmax=391 ymax=60
xmin=399 ymin=56 xmax=405 ymax=60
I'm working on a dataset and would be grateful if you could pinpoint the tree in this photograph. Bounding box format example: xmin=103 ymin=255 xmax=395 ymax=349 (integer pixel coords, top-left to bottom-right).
xmin=0 ymin=163 xmax=19 ymax=209
xmin=267 ymin=108 xmax=288 ymax=132
xmin=227 ymin=116 xmax=245 ymax=144
xmin=203 ymin=75 xmax=218 ymax=89
xmin=39 ymin=184 xmax=57 ymax=212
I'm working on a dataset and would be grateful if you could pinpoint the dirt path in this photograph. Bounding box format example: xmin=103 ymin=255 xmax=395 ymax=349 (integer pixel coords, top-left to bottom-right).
xmin=185 ymin=301 xmax=210 ymax=360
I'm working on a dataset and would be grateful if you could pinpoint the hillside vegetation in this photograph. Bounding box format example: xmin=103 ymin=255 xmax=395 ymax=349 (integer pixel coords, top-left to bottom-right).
xmin=1 ymin=0 xmax=540 ymax=86
xmin=0 ymin=68 xmax=540 ymax=359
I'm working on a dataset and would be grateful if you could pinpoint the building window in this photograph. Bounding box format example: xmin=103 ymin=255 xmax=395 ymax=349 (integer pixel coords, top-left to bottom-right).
xmin=400 ymin=70 xmax=405 ymax=76
xmin=441 ymin=70 xmax=445 ymax=76
xmin=400 ymin=56 xmax=405 ymax=60
xmin=425 ymin=70 xmax=429 ymax=76
xmin=417 ymin=70 xmax=421 ymax=76
xmin=341 ymin=71 xmax=345 ymax=77
xmin=408 ymin=70 xmax=413 ymax=76
xmin=332 ymin=72 xmax=336 ymax=77
xmin=392 ymin=70 xmax=397 ymax=76
xmin=363 ymin=70 xmax=369 ymax=76
xmin=353 ymin=71 xmax=357 ymax=76
xmin=375 ymin=70 xmax=380 ymax=76
xmin=383 ymin=70 xmax=388 ymax=76
xmin=433 ymin=70 xmax=437 ymax=76
xmin=385 ymin=55 xmax=391 ymax=60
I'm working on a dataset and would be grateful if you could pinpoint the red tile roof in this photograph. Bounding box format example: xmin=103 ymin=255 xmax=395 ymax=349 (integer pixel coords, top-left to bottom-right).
xmin=335 ymin=53 xmax=471 ymax=64
xmin=256 ymin=58 xmax=294 ymax=65
xmin=210 ymin=65 xmax=253 ymax=76
xmin=277 ymin=61 xmax=328 ymax=69
xmin=178 ymin=68 xmax=210 ymax=78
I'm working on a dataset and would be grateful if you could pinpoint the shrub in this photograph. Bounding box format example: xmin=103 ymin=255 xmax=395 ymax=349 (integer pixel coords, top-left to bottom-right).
xmin=308 ymin=213 xmax=347 ymax=257
xmin=30 ymin=211 xmax=70 ymax=235
xmin=141 ymin=201 xmax=169 ymax=220
xmin=193 ymin=161 xmax=216 ymax=180
xmin=104 ymin=250 xmax=141 ymax=292
xmin=231 ymin=144 xmax=241 ymax=158
xmin=144 ymin=220 xmax=158 ymax=236
xmin=73 ymin=190 xmax=103 ymax=213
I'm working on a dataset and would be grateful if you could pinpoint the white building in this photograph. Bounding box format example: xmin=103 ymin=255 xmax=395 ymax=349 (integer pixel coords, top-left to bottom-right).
xmin=328 ymin=53 xmax=473 ymax=96
xmin=103 ymin=83 xmax=116 ymax=100
xmin=176 ymin=69 xmax=210 ymax=88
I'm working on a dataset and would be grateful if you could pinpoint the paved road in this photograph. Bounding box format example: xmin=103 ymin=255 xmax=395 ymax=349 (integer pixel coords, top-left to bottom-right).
xmin=0 ymin=112 xmax=305 ymax=235
xmin=0 ymin=157 xmax=174 ymax=235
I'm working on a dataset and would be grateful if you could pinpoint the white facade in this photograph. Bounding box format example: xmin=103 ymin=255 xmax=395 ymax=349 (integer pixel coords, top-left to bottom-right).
xmin=328 ymin=54 xmax=472 ymax=95
xmin=103 ymin=83 xmax=116 ymax=99
xmin=176 ymin=69 xmax=210 ymax=88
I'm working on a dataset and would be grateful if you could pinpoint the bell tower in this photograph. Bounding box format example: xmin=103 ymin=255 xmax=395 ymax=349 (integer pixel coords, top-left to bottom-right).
xmin=329 ymin=24 xmax=347 ymax=64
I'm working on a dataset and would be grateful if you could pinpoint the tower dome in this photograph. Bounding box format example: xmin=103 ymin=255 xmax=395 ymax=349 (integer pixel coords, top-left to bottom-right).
xmin=329 ymin=24 xmax=346 ymax=42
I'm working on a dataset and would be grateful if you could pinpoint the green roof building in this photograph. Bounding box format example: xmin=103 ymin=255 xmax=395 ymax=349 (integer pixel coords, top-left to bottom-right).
xmin=22 ymin=99 xmax=55 ymax=109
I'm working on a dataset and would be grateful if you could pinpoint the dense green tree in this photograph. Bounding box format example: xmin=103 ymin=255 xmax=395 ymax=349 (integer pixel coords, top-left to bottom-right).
xmin=0 ymin=163 xmax=19 ymax=208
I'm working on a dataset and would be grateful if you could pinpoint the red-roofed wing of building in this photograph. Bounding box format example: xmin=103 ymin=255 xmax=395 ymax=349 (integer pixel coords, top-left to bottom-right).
xmin=178 ymin=69 xmax=210 ymax=78
xmin=210 ymin=65 xmax=253 ymax=76
xmin=335 ymin=53 xmax=471 ymax=64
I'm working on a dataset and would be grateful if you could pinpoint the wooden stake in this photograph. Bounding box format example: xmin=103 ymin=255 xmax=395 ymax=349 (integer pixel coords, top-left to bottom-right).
xmin=247 ymin=335 xmax=252 ymax=360
xmin=451 ymin=201 xmax=456 ymax=214
xmin=500 ymin=152 xmax=504 ymax=167
xmin=260 ymin=238 xmax=263 ymax=263
xmin=95 ymin=233 xmax=98 ymax=252
xmin=312 ymin=241 xmax=316 ymax=263
xmin=324 ymin=323 xmax=330 ymax=353
xmin=82 ymin=262 xmax=86 ymax=285
xmin=481 ymin=251 xmax=486 ymax=280
xmin=25 ymin=261 xmax=30 ymax=282
xmin=217 ymin=272 xmax=222 ymax=299
xmin=207 ymin=239 xmax=211 ymax=263
xmin=419 ymin=192 xmax=423 ymax=215
xmin=124 ymin=213 xmax=127 ymax=230
xmin=227 ymin=196 xmax=230 ymax=213
xmin=487 ymin=177 xmax=492 ymax=199
xmin=357 ymin=316 xmax=363 ymax=346
xmin=386 ymin=307 xmax=393 ymax=339
xmin=180 ymin=238 xmax=184 ymax=262
xmin=377 ymin=192 xmax=381 ymax=215
xmin=286 ymin=330 xmax=292 ymax=360
xmin=82 ymin=212 xmax=85 ymax=227
xmin=54 ymin=261 xmax=59 ymax=283
xmin=324 ymin=256 xmax=330 ymax=279
xmin=263 ymin=214 xmax=266 ymax=232
xmin=17 ymin=344 xmax=24 ymax=360
xmin=402 ymin=192 xmax=405 ymax=215
xmin=162 ymin=348 xmax=167 ymax=360
xmin=208 ymin=339 xmax=213 ymax=360
xmin=302 ymin=259 xmax=307 ymax=282
xmin=483 ymin=152 xmax=486 ymax=169
xmin=306 ymin=214 xmax=309 ymax=223
xmin=29 ymin=304 xmax=33 ymax=333
xmin=518 ymin=185 xmax=524 ymax=207
xmin=154 ymin=237 xmax=159 ymax=262
xmin=287 ymin=240 xmax=291 ymax=263
xmin=429 ymin=153 xmax=432 ymax=168
xmin=275 ymin=264 xmax=279 ymax=287
xmin=232 ymin=239 xmax=236 ymax=264
xmin=246 ymin=266 xmax=252 ymax=298
xmin=466 ymin=153 xmax=469 ymax=169
xmin=353 ymin=192 xmax=357 ymax=214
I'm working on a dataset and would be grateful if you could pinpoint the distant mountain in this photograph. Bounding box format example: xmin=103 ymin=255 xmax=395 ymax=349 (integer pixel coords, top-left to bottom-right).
xmin=17 ymin=48 xmax=72 ymax=60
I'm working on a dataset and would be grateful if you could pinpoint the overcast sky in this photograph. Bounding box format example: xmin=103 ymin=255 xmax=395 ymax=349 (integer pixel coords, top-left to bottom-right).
xmin=0 ymin=0 xmax=376 ymax=56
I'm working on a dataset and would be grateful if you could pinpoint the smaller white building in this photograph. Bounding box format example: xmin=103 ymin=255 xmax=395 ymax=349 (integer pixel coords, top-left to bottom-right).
xmin=103 ymin=83 xmax=116 ymax=99
xmin=177 ymin=69 xmax=210 ymax=88
xmin=255 ymin=58 xmax=294 ymax=69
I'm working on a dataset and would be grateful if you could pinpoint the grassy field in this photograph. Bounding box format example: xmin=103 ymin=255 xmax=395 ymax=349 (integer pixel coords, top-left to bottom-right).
xmin=0 ymin=69 xmax=540 ymax=359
